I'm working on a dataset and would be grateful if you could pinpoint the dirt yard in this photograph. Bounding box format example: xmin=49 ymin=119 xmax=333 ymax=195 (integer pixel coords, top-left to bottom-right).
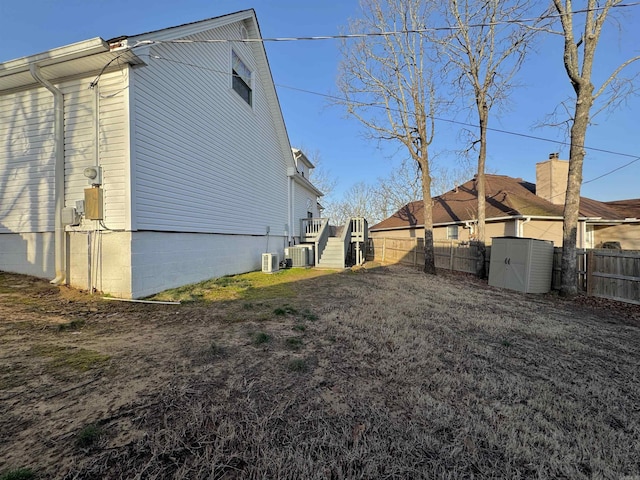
xmin=1 ymin=265 xmax=639 ymax=479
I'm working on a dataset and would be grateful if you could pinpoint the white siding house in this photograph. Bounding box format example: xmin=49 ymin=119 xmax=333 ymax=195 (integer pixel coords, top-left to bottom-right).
xmin=0 ymin=10 xmax=322 ymax=298
xmin=291 ymin=148 xmax=323 ymax=241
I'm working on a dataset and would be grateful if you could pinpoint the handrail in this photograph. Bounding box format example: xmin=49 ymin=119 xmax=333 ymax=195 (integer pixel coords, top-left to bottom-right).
xmin=301 ymin=217 xmax=328 ymax=243
xmin=349 ymin=217 xmax=368 ymax=265
xmin=314 ymin=219 xmax=330 ymax=265
xmin=340 ymin=218 xmax=353 ymax=267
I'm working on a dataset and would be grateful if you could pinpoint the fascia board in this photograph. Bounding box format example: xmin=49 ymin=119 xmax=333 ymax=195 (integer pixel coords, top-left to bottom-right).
xmin=0 ymin=38 xmax=109 ymax=76
xmin=125 ymin=10 xmax=254 ymax=44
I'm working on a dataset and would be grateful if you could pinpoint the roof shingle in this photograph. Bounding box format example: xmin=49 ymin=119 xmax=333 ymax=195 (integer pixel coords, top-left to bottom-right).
xmin=371 ymin=174 xmax=637 ymax=231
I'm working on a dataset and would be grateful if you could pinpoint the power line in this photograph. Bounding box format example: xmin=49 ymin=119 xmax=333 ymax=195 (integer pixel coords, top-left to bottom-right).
xmin=126 ymin=2 xmax=640 ymax=45
xmin=149 ymin=54 xmax=640 ymax=186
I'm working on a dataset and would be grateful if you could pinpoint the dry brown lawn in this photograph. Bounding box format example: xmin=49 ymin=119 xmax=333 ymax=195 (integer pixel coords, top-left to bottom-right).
xmin=0 ymin=265 xmax=639 ymax=479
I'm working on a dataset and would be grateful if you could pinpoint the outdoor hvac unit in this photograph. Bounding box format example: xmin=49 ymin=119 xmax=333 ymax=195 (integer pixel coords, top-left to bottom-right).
xmin=285 ymin=246 xmax=312 ymax=267
xmin=262 ymin=253 xmax=280 ymax=273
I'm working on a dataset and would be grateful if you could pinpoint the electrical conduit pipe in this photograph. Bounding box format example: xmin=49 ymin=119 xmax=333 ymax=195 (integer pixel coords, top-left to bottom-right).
xmin=30 ymin=64 xmax=65 ymax=284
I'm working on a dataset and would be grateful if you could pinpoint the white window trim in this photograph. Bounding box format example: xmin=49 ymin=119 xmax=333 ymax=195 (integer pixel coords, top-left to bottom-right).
xmin=230 ymin=48 xmax=253 ymax=108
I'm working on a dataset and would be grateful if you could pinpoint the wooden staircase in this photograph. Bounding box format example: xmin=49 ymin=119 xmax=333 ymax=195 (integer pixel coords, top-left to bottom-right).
xmin=317 ymin=237 xmax=346 ymax=268
xmin=300 ymin=217 xmax=368 ymax=269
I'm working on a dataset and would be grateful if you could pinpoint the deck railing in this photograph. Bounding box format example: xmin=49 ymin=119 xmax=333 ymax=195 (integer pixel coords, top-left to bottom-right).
xmin=300 ymin=218 xmax=328 ymax=243
xmin=350 ymin=217 xmax=368 ymax=265
xmin=314 ymin=219 xmax=330 ymax=266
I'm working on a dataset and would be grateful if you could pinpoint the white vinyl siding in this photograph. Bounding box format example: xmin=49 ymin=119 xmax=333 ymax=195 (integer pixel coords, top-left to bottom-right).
xmin=0 ymin=87 xmax=55 ymax=233
xmin=292 ymin=181 xmax=318 ymax=238
xmin=131 ymin=21 xmax=289 ymax=235
xmin=62 ymin=70 xmax=128 ymax=230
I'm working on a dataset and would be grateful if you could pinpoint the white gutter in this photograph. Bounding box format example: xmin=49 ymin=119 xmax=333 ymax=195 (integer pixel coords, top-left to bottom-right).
xmin=30 ymin=64 xmax=65 ymax=285
xmin=1 ymin=38 xmax=109 ymax=76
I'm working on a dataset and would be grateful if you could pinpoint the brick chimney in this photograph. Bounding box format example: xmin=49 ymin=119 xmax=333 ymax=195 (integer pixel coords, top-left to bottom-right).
xmin=535 ymin=154 xmax=569 ymax=205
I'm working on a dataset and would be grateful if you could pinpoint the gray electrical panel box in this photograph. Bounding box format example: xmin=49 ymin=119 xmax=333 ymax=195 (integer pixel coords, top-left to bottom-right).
xmin=61 ymin=207 xmax=81 ymax=226
xmin=84 ymin=187 xmax=104 ymax=220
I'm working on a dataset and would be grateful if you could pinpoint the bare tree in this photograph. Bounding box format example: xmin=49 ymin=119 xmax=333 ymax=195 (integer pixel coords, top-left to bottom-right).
xmin=297 ymin=146 xmax=338 ymax=201
xmin=325 ymin=182 xmax=379 ymax=226
xmin=375 ymin=159 xmax=422 ymax=218
xmin=337 ymin=0 xmax=442 ymax=274
xmin=439 ymin=0 xmax=542 ymax=275
xmin=552 ymin=0 xmax=640 ymax=296
xmin=430 ymin=157 xmax=476 ymax=196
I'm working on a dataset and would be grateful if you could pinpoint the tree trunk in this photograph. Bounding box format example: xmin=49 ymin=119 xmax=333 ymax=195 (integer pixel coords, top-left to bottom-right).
xmin=560 ymin=88 xmax=593 ymax=297
xmin=476 ymin=103 xmax=488 ymax=278
xmin=421 ymin=162 xmax=436 ymax=274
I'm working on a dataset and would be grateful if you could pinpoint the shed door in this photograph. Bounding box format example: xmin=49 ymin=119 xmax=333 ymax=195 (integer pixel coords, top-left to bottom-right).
xmin=505 ymin=240 xmax=529 ymax=292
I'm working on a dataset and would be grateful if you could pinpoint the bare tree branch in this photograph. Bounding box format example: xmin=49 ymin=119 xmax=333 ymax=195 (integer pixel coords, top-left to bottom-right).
xmin=336 ymin=0 xmax=443 ymax=274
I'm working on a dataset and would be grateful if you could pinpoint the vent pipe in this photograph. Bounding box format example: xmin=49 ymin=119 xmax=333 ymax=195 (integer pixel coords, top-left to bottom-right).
xmin=30 ymin=64 xmax=65 ymax=285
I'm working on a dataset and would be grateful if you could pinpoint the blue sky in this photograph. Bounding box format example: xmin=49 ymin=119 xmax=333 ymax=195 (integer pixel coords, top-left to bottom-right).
xmin=1 ymin=0 xmax=638 ymax=202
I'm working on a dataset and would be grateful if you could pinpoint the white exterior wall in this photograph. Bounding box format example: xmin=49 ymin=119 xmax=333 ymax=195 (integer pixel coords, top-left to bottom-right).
xmin=63 ymin=70 xmax=129 ymax=231
xmin=67 ymin=231 xmax=132 ymax=297
xmin=130 ymin=231 xmax=286 ymax=298
xmin=63 ymin=69 xmax=131 ymax=294
xmin=131 ymin=21 xmax=289 ymax=236
xmin=0 ymin=87 xmax=55 ymax=234
xmin=292 ymin=180 xmax=319 ymax=239
xmin=0 ymin=233 xmax=54 ymax=277
xmin=0 ymin=69 xmax=130 ymax=287
xmin=2 ymin=14 xmax=298 ymax=299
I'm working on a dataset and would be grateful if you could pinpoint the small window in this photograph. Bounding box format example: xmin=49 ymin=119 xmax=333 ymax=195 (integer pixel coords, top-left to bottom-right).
xmin=232 ymin=51 xmax=252 ymax=105
xmin=447 ymin=225 xmax=459 ymax=240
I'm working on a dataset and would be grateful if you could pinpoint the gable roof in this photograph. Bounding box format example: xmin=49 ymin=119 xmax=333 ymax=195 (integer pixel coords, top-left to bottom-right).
xmin=0 ymin=10 xmax=296 ymax=172
xmin=371 ymin=174 xmax=638 ymax=231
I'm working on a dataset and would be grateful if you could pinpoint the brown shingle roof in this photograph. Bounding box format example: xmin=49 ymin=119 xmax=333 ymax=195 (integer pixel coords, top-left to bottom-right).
xmin=371 ymin=174 xmax=635 ymax=231
xmin=604 ymin=199 xmax=640 ymax=219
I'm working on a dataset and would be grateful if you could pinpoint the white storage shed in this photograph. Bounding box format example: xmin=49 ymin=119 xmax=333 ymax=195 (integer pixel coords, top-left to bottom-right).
xmin=488 ymin=237 xmax=554 ymax=294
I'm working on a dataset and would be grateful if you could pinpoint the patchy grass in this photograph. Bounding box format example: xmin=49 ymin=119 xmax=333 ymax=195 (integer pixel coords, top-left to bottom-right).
xmin=287 ymin=358 xmax=308 ymax=372
xmin=31 ymin=345 xmax=110 ymax=372
xmin=285 ymin=337 xmax=303 ymax=350
xmin=2 ymin=266 xmax=639 ymax=479
xmin=0 ymin=469 xmax=35 ymax=480
xmin=57 ymin=319 xmax=86 ymax=332
xmin=273 ymin=305 xmax=298 ymax=316
xmin=148 ymin=268 xmax=335 ymax=303
xmin=251 ymin=331 xmax=271 ymax=346
xmin=75 ymin=424 xmax=104 ymax=450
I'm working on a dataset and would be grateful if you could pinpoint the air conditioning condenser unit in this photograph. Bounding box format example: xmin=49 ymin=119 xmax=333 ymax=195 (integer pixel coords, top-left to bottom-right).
xmin=285 ymin=246 xmax=311 ymax=267
xmin=262 ymin=253 xmax=279 ymax=273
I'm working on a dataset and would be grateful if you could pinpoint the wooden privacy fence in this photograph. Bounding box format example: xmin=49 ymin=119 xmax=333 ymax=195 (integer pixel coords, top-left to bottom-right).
xmin=369 ymin=237 xmax=640 ymax=305
xmin=586 ymin=250 xmax=640 ymax=305
xmin=369 ymin=237 xmax=482 ymax=274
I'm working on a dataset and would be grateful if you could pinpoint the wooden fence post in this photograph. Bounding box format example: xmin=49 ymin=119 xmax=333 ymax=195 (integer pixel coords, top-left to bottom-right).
xmin=586 ymin=250 xmax=594 ymax=296
xmin=449 ymin=241 xmax=454 ymax=271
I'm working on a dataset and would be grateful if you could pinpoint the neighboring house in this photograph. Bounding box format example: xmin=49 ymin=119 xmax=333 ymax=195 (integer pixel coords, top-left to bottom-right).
xmin=370 ymin=156 xmax=640 ymax=249
xmin=0 ymin=10 xmax=322 ymax=298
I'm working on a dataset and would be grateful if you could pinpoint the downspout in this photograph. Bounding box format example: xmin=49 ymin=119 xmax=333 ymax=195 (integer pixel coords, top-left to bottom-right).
xmin=287 ymin=176 xmax=293 ymax=245
xmin=518 ymin=217 xmax=531 ymax=237
xmin=579 ymin=220 xmax=586 ymax=249
xmin=30 ymin=64 xmax=65 ymax=284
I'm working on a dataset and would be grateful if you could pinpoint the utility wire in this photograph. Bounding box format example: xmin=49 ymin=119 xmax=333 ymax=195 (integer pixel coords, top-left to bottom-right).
xmin=89 ymin=0 xmax=640 ymax=88
xmin=151 ymin=53 xmax=640 ymax=186
xmin=90 ymin=0 xmax=640 ymax=87
xmin=128 ymin=2 xmax=640 ymax=44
